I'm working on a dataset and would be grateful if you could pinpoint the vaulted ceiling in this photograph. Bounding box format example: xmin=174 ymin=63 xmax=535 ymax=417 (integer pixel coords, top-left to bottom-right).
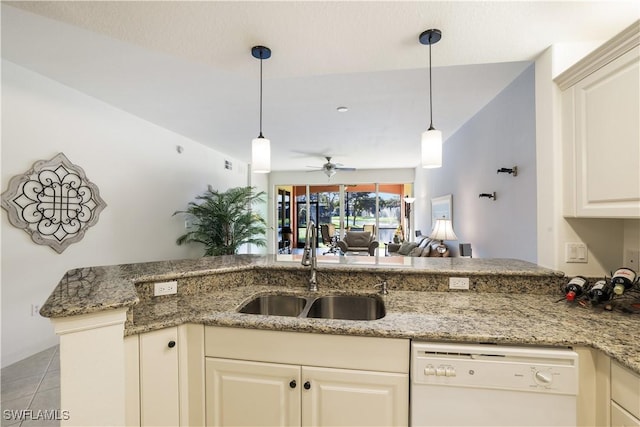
xmin=3 ymin=1 xmax=638 ymax=171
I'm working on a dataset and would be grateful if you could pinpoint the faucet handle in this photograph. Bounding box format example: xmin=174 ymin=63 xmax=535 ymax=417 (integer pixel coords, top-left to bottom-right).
xmin=374 ymin=281 xmax=389 ymax=295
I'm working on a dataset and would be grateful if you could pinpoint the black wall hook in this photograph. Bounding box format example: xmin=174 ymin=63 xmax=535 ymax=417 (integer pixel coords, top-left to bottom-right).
xmin=497 ymin=166 xmax=518 ymax=176
xmin=479 ymin=192 xmax=497 ymax=200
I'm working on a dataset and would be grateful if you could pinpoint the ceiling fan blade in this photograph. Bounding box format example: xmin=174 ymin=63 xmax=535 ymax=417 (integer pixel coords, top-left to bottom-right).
xmin=335 ymin=167 xmax=356 ymax=171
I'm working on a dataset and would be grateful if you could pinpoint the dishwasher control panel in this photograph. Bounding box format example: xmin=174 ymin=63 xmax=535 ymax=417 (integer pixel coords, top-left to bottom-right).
xmin=411 ymin=342 xmax=578 ymax=395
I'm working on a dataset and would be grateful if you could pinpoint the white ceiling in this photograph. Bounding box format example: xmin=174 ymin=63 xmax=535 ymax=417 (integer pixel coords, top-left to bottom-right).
xmin=2 ymin=1 xmax=639 ymax=172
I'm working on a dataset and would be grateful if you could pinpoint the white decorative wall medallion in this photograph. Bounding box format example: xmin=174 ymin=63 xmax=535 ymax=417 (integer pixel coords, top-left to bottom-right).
xmin=1 ymin=153 xmax=107 ymax=253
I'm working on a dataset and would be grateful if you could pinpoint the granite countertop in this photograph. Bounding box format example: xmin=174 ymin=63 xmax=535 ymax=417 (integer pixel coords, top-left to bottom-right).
xmin=41 ymin=255 xmax=640 ymax=375
xmin=40 ymin=254 xmax=564 ymax=318
xmin=129 ymin=284 xmax=640 ymax=375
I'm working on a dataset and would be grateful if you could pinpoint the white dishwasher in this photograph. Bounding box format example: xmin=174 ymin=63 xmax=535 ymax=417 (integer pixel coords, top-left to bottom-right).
xmin=411 ymin=342 xmax=579 ymax=426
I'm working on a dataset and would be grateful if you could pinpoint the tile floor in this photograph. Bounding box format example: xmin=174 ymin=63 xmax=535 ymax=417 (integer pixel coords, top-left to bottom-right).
xmin=1 ymin=346 xmax=60 ymax=427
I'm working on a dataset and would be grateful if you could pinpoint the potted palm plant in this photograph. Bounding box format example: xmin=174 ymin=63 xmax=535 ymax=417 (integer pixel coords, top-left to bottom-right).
xmin=174 ymin=186 xmax=267 ymax=256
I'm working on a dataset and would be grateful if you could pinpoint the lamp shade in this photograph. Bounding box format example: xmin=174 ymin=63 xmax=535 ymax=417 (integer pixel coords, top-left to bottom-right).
xmin=251 ymin=136 xmax=271 ymax=173
xmin=429 ymin=218 xmax=457 ymax=241
xmin=421 ymin=129 xmax=442 ymax=168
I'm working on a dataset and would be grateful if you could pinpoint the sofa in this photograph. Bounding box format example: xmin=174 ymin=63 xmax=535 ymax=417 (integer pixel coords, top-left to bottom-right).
xmin=337 ymin=231 xmax=378 ymax=256
xmin=387 ymin=236 xmax=450 ymax=257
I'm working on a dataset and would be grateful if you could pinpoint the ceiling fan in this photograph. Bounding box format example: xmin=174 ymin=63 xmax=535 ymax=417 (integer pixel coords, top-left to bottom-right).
xmin=307 ymin=156 xmax=356 ymax=178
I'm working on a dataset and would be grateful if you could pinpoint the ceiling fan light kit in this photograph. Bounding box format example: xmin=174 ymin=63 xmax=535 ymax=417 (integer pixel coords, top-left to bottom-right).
xmin=419 ymin=29 xmax=443 ymax=169
xmin=251 ymin=45 xmax=271 ymax=174
xmin=307 ymin=156 xmax=356 ymax=179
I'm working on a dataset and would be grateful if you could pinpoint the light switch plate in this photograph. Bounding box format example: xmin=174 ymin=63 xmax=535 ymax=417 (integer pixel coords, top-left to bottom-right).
xmin=565 ymin=242 xmax=588 ymax=263
xmin=449 ymin=277 xmax=470 ymax=290
xmin=154 ymin=281 xmax=178 ymax=296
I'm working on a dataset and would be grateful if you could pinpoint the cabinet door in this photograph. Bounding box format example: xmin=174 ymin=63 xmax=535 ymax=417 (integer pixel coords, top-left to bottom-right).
xmin=301 ymin=366 xmax=408 ymax=427
xmin=124 ymin=335 xmax=140 ymax=427
xmin=612 ymin=401 xmax=640 ymax=427
xmin=205 ymin=358 xmax=301 ymax=427
xmin=573 ymin=46 xmax=640 ymax=217
xmin=612 ymin=361 xmax=640 ymax=419
xmin=139 ymin=327 xmax=180 ymax=427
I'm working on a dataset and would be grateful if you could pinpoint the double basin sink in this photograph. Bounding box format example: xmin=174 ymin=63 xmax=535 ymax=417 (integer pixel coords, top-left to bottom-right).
xmin=238 ymin=294 xmax=385 ymax=321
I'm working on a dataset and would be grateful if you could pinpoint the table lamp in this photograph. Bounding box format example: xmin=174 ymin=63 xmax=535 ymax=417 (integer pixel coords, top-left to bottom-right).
xmin=429 ymin=218 xmax=458 ymax=254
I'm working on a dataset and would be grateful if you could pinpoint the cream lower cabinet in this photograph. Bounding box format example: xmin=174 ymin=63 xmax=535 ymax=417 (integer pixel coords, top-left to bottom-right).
xmin=139 ymin=326 xmax=180 ymax=426
xmin=127 ymin=324 xmax=205 ymax=427
xmin=204 ymin=326 xmax=409 ymax=427
xmin=302 ymin=366 xmax=407 ymax=427
xmin=612 ymin=402 xmax=640 ymax=427
xmin=611 ymin=361 xmax=640 ymax=427
xmin=205 ymin=358 xmax=407 ymax=427
xmin=205 ymin=358 xmax=301 ymax=426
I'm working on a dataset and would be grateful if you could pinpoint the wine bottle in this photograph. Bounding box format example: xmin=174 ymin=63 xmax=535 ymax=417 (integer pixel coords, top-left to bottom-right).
xmin=611 ymin=268 xmax=637 ymax=295
xmin=564 ymin=276 xmax=587 ymax=302
xmin=587 ymin=279 xmax=612 ymax=304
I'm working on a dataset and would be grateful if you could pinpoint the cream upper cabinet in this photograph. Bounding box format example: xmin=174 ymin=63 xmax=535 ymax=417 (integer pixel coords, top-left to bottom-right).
xmin=557 ymin=21 xmax=640 ymax=218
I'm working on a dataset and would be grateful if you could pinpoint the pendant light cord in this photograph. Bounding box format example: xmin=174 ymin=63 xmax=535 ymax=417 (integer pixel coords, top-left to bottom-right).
xmin=259 ymin=56 xmax=264 ymax=138
xmin=428 ymin=34 xmax=434 ymax=130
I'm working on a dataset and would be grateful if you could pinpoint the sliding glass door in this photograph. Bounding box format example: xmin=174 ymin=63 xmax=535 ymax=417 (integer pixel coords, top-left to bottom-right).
xmin=295 ymin=186 xmax=340 ymax=248
xmin=275 ymin=183 xmax=410 ymax=253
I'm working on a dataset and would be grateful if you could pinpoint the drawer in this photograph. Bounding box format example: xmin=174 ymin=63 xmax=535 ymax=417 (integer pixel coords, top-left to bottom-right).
xmin=612 ymin=361 xmax=640 ymax=419
xmin=205 ymin=326 xmax=409 ymax=373
xmin=612 ymin=401 xmax=640 ymax=427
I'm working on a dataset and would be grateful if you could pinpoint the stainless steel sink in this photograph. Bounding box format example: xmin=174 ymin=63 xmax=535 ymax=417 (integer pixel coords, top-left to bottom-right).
xmin=238 ymin=294 xmax=386 ymax=320
xmin=306 ymin=295 xmax=386 ymax=321
xmin=238 ymin=294 xmax=308 ymax=317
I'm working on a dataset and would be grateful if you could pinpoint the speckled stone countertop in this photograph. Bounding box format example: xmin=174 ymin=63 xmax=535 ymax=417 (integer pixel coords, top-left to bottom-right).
xmin=41 ymin=255 xmax=640 ymax=374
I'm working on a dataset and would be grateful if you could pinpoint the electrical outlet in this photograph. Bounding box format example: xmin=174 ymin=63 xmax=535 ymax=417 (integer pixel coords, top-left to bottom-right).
xmin=565 ymin=242 xmax=588 ymax=263
xmin=154 ymin=281 xmax=178 ymax=296
xmin=31 ymin=304 xmax=40 ymax=317
xmin=449 ymin=277 xmax=470 ymax=290
xmin=626 ymin=249 xmax=640 ymax=269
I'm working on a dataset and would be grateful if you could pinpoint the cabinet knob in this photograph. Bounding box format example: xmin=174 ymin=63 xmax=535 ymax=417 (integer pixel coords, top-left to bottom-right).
xmin=289 ymin=380 xmax=296 ymax=389
xmin=303 ymin=381 xmax=311 ymax=390
xmin=168 ymin=340 xmax=176 ymax=348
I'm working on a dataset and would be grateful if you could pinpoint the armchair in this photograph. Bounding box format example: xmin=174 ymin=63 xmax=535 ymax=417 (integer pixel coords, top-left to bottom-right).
xmin=278 ymin=226 xmax=293 ymax=254
xmin=320 ymin=224 xmax=339 ymax=255
xmin=336 ymin=231 xmax=378 ymax=256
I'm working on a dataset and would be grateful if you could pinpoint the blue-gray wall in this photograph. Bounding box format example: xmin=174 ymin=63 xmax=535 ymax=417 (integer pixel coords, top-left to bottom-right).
xmin=418 ymin=64 xmax=537 ymax=261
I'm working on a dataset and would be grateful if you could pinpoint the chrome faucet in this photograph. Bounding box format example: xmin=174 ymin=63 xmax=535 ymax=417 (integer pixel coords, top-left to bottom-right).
xmin=374 ymin=280 xmax=389 ymax=295
xmin=301 ymin=220 xmax=318 ymax=291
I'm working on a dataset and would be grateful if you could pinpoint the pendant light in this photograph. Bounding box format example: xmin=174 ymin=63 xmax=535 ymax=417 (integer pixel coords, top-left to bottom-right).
xmin=251 ymin=45 xmax=271 ymax=173
xmin=419 ymin=29 xmax=442 ymax=169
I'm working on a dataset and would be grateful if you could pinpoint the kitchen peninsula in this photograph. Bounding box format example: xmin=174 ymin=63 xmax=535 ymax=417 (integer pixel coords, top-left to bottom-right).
xmin=41 ymin=255 xmax=640 ymax=426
